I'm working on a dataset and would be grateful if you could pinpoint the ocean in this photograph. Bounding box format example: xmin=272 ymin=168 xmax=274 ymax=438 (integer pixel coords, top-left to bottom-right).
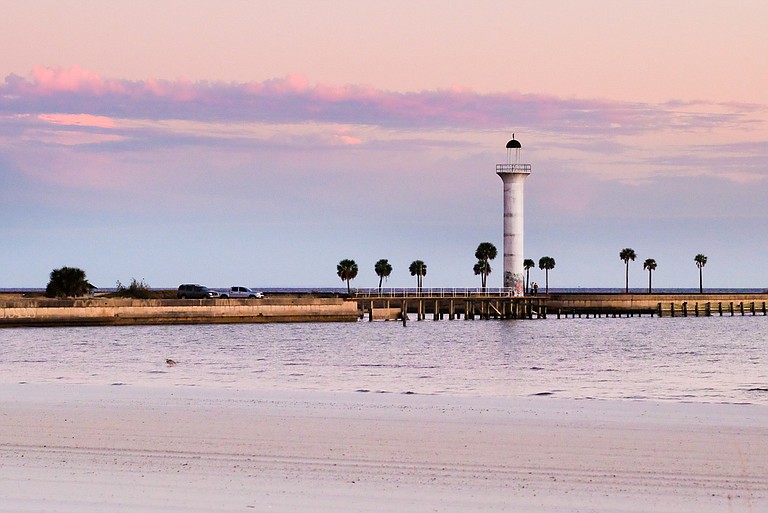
xmin=1 ymin=316 xmax=766 ymax=405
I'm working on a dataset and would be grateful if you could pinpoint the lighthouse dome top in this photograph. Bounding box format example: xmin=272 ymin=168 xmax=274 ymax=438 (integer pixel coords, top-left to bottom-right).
xmin=506 ymin=138 xmax=521 ymax=149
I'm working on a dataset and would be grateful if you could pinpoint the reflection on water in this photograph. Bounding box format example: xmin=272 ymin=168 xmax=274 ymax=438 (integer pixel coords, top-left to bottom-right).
xmin=0 ymin=317 xmax=766 ymax=404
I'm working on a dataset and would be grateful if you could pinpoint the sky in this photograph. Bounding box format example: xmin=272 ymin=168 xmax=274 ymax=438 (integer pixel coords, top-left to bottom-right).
xmin=1 ymin=0 xmax=767 ymax=290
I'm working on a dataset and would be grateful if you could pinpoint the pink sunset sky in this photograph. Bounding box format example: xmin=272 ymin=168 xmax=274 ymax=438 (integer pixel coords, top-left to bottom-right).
xmin=1 ymin=0 xmax=767 ymax=289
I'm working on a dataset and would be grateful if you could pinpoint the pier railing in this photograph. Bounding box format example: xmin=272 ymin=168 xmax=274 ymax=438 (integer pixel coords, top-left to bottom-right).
xmin=354 ymin=287 xmax=516 ymax=298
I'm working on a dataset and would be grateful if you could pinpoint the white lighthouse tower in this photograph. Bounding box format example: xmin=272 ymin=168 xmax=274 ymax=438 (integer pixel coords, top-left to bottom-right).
xmin=496 ymin=135 xmax=531 ymax=296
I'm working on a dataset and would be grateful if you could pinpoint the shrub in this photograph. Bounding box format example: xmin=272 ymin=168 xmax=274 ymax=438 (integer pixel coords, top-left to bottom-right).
xmin=115 ymin=278 xmax=153 ymax=299
xmin=45 ymin=267 xmax=94 ymax=298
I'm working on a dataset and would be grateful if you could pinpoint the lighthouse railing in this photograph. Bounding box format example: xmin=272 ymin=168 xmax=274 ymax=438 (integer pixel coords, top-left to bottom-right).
xmin=495 ymin=164 xmax=531 ymax=173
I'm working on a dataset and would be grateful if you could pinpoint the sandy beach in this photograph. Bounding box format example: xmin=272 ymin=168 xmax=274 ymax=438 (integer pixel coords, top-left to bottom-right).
xmin=0 ymin=384 xmax=766 ymax=513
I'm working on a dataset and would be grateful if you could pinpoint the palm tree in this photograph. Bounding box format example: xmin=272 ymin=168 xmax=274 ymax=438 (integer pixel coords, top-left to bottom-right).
xmin=409 ymin=260 xmax=427 ymax=293
xmin=538 ymin=256 xmax=555 ymax=294
xmin=694 ymin=254 xmax=707 ymax=293
xmin=643 ymin=258 xmax=657 ymax=294
xmin=474 ymin=242 xmax=497 ymax=291
xmin=523 ymin=258 xmax=535 ymax=294
xmin=336 ymin=259 xmax=358 ymax=295
xmin=45 ymin=266 xmax=93 ymax=298
xmin=619 ymin=248 xmax=636 ymax=293
xmin=374 ymin=259 xmax=393 ymax=293
xmin=473 ymin=260 xmax=492 ymax=290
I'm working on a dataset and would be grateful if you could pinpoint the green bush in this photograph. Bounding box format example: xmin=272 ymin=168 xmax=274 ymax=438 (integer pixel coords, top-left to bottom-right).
xmin=45 ymin=267 xmax=93 ymax=298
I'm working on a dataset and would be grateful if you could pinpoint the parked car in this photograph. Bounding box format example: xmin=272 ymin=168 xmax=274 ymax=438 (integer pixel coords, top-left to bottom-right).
xmin=219 ymin=286 xmax=264 ymax=299
xmin=177 ymin=284 xmax=219 ymax=299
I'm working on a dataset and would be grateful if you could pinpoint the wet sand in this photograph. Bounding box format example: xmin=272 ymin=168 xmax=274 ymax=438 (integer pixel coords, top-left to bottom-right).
xmin=1 ymin=384 xmax=766 ymax=512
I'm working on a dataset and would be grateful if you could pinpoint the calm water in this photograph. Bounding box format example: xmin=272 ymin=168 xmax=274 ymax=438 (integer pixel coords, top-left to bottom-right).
xmin=0 ymin=317 xmax=766 ymax=404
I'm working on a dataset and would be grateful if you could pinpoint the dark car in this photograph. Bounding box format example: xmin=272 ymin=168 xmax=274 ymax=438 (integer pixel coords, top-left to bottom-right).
xmin=177 ymin=284 xmax=219 ymax=299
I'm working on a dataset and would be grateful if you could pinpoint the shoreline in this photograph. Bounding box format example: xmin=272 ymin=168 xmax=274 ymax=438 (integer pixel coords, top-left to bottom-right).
xmin=0 ymin=296 xmax=359 ymax=326
xmin=1 ymin=384 xmax=766 ymax=512
xmin=2 ymin=291 xmax=767 ymax=326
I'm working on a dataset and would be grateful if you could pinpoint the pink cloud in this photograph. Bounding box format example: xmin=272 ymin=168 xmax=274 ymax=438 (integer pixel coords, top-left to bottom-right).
xmin=142 ymin=78 xmax=200 ymax=101
xmin=0 ymin=66 xmax=761 ymax=137
xmin=334 ymin=128 xmax=362 ymax=145
xmin=247 ymin=74 xmax=310 ymax=95
xmin=337 ymin=135 xmax=362 ymax=145
xmin=272 ymin=74 xmax=310 ymax=94
xmin=27 ymin=65 xmax=126 ymax=95
xmin=38 ymin=113 xmax=116 ymax=128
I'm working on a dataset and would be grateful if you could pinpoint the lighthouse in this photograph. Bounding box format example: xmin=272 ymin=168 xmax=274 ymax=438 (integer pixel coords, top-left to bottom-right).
xmin=496 ymin=135 xmax=531 ymax=296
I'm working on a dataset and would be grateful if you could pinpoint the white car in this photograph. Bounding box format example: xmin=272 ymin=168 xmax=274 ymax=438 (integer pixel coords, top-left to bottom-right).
xmin=219 ymin=286 xmax=264 ymax=299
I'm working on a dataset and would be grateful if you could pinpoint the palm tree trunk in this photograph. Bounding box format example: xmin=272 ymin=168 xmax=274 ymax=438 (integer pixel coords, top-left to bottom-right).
xmin=525 ymin=270 xmax=530 ymax=294
xmin=378 ymin=275 xmax=383 ymax=293
xmin=346 ymin=279 xmax=351 ymax=295
xmin=648 ymin=270 xmax=652 ymax=294
xmin=625 ymin=263 xmax=629 ymax=293
xmin=545 ymin=270 xmax=549 ymax=294
xmin=699 ymin=268 xmax=703 ymax=293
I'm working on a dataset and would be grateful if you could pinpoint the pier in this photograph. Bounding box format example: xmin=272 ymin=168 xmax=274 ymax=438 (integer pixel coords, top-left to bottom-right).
xmin=355 ymin=288 xmax=547 ymax=322
xmin=354 ymin=289 xmax=768 ymax=321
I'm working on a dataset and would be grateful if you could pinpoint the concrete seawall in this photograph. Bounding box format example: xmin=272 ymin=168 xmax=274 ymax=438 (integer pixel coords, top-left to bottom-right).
xmin=544 ymin=293 xmax=768 ymax=317
xmin=0 ymin=297 xmax=359 ymax=327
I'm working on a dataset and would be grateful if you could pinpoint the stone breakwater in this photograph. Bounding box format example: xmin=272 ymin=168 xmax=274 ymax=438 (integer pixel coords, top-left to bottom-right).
xmin=0 ymin=297 xmax=359 ymax=327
